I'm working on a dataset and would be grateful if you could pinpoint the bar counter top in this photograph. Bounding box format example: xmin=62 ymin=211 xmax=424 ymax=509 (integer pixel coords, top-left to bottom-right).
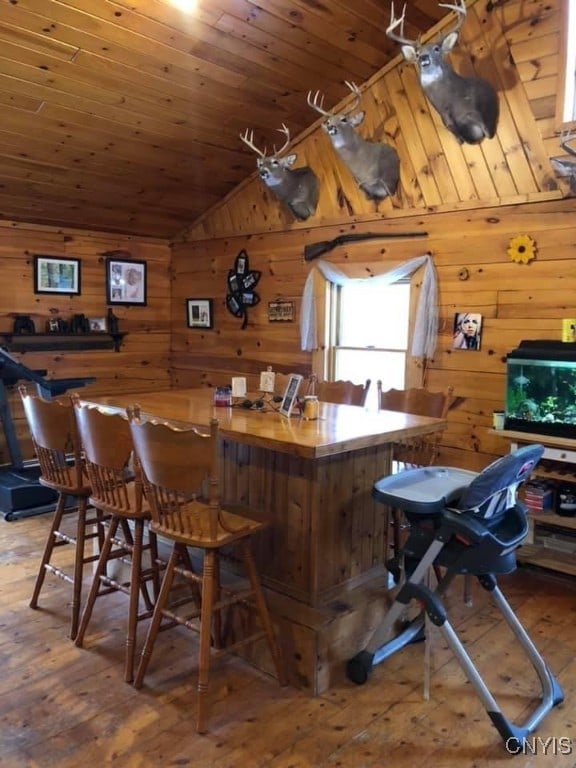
xmin=84 ymin=387 xmax=446 ymax=459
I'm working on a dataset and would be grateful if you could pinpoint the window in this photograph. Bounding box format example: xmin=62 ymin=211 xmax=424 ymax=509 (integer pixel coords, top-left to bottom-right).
xmin=329 ymin=280 xmax=411 ymax=409
xmin=557 ymin=0 xmax=576 ymax=126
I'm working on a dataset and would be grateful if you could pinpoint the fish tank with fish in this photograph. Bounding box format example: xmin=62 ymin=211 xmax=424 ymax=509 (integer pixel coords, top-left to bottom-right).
xmin=505 ymin=340 xmax=576 ymax=438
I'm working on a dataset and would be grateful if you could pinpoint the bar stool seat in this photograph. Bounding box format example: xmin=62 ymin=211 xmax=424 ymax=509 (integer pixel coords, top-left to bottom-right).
xmin=128 ymin=408 xmax=286 ymax=734
xmin=18 ymin=384 xmax=104 ymax=640
xmin=72 ymin=399 xmax=160 ymax=683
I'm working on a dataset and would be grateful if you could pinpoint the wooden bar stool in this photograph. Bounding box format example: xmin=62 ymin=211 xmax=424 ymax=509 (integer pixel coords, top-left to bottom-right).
xmin=377 ymin=383 xmax=454 ymax=582
xmin=312 ymin=378 xmax=371 ymax=406
xmin=127 ymin=408 xmax=286 ymax=734
xmin=18 ymin=383 xmax=103 ymax=640
xmin=72 ymin=399 xmax=160 ymax=683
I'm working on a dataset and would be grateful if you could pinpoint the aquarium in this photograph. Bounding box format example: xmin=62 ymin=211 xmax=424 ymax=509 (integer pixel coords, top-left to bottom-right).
xmin=505 ymin=340 xmax=576 ymax=438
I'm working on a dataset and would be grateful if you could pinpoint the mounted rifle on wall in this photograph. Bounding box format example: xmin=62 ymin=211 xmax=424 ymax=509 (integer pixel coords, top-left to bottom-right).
xmin=239 ymin=124 xmax=319 ymax=221
xmin=386 ymin=0 xmax=499 ymax=145
xmin=306 ymin=81 xmax=400 ymax=201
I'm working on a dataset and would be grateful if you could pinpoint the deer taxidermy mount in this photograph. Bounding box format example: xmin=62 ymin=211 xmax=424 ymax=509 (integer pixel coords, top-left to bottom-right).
xmin=239 ymin=124 xmax=319 ymax=221
xmin=306 ymin=81 xmax=400 ymax=201
xmin=386 ymin=0 xmax=499 ymax=145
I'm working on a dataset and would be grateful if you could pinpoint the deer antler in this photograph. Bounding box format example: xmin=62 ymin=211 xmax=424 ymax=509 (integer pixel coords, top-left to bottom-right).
xmin=272 ymin=123 xmax=291 ymax=156
xmin=307 ymin=89 xmax=333 ymax=117
xmin=239 ymin=128 xmax=267 ymax=158
xmin=438 ymin=0 xmax=467 ymax=38
xmin=386 ymin=2 xmax=418 ymax=46
xmin=560 ymin=129 xmax=576 ymax=156
xmin=342 ymin=81 xmax=362 ymax=116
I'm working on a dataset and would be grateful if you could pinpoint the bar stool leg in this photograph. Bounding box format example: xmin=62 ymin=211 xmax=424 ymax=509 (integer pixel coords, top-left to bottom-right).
xmin=30 ymin=494 xmax=66 ymax=612
xmin=75 ymin=516 xmax=120 ymax=648
xmin=134 ymin=546 xmax=179 ymax=690
xmin=239 ymin=541 xmax=286 ymax=687
xmin=196 ymin=549 xmax=217 ymax=735
xmin=70 ymin=497 xmax=88 ymax=640
xmin=125 ymin=519 xmax=144 ymax=683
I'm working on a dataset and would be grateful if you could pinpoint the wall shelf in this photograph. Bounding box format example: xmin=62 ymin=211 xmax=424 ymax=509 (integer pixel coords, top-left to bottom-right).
xmin=0 ymin=332 xmax=127 ymax=353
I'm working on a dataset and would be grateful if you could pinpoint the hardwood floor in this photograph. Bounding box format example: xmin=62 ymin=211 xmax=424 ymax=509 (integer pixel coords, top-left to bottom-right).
xmin=1 ymin=511 xmax=576 ymax=767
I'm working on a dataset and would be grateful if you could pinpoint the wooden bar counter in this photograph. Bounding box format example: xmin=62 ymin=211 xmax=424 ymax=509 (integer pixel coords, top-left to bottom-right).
xmin=83 ymin=388 xmax=446 ymax=693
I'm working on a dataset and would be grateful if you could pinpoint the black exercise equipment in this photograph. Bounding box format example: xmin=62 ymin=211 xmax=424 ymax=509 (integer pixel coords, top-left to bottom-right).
xmin=346 ymin=445 xmax=563 ymax=750
xmin=0 ymin=347 xmax=95 ymax=520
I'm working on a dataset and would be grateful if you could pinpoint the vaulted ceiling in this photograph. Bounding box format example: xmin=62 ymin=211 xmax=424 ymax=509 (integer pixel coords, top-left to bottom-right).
xmin=0 ymin=0 xmax=453 ymax=239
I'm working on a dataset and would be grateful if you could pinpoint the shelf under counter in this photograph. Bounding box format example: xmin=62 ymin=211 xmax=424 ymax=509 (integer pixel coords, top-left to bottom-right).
xmin=0 ymin=332 xmax=127 ymax=352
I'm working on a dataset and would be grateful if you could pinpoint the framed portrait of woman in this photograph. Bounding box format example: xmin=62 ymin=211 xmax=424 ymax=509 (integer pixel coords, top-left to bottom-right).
xmin=453 ymin=312 xmax=482 ymax=350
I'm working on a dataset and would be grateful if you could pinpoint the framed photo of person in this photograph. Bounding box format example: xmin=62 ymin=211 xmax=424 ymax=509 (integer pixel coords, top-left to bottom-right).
xmin=106 ymin=258 xmax=147 ymax=306
xmin=34 ymin=255 xmax=81 ymax=295
xmin=279 ymin=374 xmax=303 ymax=418
xmin=186 ymin=298 xmax=213 ymax=329
xmin=453 ymin=312 xmax=482 ymax=350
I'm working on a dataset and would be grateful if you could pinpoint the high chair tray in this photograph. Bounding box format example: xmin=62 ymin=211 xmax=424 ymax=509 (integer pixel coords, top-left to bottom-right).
xmin=372 ymin=467 xmax=478 ymax=514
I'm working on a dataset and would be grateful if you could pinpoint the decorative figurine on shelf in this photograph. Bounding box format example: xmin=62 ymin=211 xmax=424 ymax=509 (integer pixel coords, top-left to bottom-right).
xmin=70 ymin=313 xmax=90 ymax=333
xmin=45 ymin=318 xmax=64 ymax=333
xmin=106 ymin=307 xmax=119 ymax=334
xmin=13 ymin=315 xmax=36 ymax=335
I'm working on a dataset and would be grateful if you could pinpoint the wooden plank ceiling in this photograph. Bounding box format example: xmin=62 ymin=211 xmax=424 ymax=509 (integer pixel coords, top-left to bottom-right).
xmin=0 ymin=0 xmax=447 ymax=239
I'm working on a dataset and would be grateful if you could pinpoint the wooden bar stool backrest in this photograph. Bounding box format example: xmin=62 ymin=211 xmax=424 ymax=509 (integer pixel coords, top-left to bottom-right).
xmin=127 ymin=411 xmax=243 ymax=544
xmin=377 ymin=383 xmax=453 ymax=467
xmin=73 ymin=400 xmax=140 ymax=515
xmin=18 ymin=383 xmax=86 ymax=493
xmin=314 ymin=378 xmax=371 ymax=407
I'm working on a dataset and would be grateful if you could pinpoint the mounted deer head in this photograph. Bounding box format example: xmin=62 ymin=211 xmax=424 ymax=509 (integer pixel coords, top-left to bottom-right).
xmin=551 ymin=130 xmax=576 ymax=193
xmin=306 ymin=81 xmax=400 ymax=201
xmin=386 ymin=0 xmax=499 ymax=145
xmin=239 ymin=124 xmax=319 ymax=221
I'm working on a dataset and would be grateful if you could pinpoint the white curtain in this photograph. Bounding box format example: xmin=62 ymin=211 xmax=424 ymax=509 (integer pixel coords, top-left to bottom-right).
xmin=300 ymin=253 xmax=438 ymax=359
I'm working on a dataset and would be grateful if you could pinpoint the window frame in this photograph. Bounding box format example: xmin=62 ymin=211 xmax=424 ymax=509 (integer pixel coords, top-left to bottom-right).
xmin=314 ymin=267 xmax=425 ymax=391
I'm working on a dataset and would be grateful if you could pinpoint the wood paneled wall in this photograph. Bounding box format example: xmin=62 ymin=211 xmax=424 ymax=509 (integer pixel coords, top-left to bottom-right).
xmin=171 ymin=0 xmax=576 ymax=474
xmin=0 ymin=221 xmax=171 ymax=463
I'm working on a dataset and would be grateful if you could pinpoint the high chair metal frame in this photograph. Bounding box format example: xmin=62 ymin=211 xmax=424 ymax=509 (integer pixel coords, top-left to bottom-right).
xmin=346 ymin=445 xmax=563 ymax=749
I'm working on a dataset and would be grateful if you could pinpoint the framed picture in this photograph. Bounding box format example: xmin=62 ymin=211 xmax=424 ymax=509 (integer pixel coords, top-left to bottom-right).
xmin=34 ymin=255 xmax=81 ymax=295
xmin=106 ymin=258 xmax=147 ymax=306
xmin=268 ymin=300 xmax=295 ymax=322
xmin=187 ymin=298 xmax=213 ymax=329
xmin=89 ymin=317 xmax=107 ymax=332
xmin=453 ymin=312 xmax=482 ymax=351
xmin=279 ymin=374 xmax=303 ymax=418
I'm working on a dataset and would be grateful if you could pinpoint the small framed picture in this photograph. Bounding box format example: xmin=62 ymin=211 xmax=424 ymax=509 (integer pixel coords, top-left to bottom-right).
xmin=187 ymin=298 xmax=213 ymax=329
xmin=453 ymin=312 xmax=482 ymax=350
xmin=279 ymin=374 xmax=303 ymax=418
xmin=106 ymin=258 xmax=147 ymax=306
xmin=89 ymin=317 xmax=107 ymax=332
xmin=235 ymin=251 xmax=247 ymax=275
xmin=34 ymin=255 xmax=81 ymax=295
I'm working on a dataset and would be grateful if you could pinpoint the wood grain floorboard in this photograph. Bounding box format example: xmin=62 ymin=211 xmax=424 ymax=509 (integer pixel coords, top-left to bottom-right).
xmin=1 ymin=512 xmax=575 ymax=767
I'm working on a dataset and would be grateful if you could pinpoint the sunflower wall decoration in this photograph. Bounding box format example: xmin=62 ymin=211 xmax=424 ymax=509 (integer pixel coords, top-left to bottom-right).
xmin=507 ymin=234 xmax=537 ymax=264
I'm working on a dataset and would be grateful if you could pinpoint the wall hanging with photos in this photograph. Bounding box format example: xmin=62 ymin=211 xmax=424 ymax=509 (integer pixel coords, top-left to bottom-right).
xmin=225 ymin=250 xmax=261 ymax=329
